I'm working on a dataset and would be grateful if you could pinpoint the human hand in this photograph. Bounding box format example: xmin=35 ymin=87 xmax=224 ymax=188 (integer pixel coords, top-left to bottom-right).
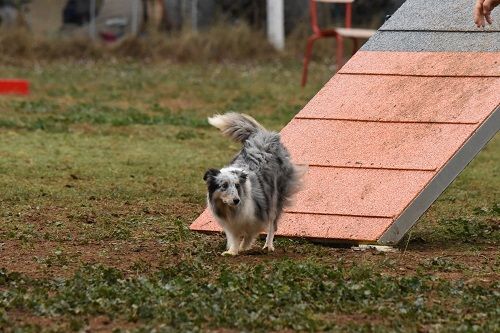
xmin=474 ymin=0 xmax=500 ymax=27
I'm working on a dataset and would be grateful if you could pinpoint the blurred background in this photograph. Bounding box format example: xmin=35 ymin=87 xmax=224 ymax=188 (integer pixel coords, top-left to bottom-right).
xmin=0 ymin=0 xmax=405 ymax=64
xmin=2 ymin=3 xmax=500 ymax=332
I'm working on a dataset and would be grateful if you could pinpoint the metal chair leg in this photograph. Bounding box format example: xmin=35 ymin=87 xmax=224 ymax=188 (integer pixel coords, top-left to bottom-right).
xmin=301 ymin=35 xmax=318 ymax=87
xmin=351 ymin=37 xmax=359 ymax=55
xmin=335 ymin=34 xmax=344 ymax=71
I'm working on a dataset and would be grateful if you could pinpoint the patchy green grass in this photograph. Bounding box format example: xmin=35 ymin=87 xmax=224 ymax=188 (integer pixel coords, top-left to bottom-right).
xmin=0 ymin=61 xmax=498 ymax=332
xmin=1 ymin=261 xmax=498 ymax=332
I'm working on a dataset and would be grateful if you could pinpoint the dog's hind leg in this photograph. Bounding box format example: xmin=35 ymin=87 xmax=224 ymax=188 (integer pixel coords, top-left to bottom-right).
xmin=240 ymin=233 xmax=257 ymax=251
xmin=222 ymin=229 xmax=241 ymax=256
xmin=263 ymin=221 xmax=275 ymax=252
xmin=263 ymin=187 xmax=279 ymax=253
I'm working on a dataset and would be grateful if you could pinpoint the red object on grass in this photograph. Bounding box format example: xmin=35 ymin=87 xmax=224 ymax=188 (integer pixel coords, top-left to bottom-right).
xmin=0 ymin=79 xmax=30 ymax=95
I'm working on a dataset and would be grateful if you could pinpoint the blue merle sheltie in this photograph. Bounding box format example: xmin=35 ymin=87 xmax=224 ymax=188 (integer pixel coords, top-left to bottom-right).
xmin=203 ymin=113 xmax=305 ymax=256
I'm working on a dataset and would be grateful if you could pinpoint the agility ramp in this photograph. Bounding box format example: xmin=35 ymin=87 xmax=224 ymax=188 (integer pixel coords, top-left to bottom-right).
xmin=191 ymin=0 xmax=500 ymax=244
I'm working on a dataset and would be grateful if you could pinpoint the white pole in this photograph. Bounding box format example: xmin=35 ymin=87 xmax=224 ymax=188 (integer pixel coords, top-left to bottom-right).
xmin=191 ymin=0 xmax=198 ymax=31
xmin=131 ymin=0 xmax=139 ymax=36
xmin=89 ymin=0 xmax=96 ymax=40
xmin=266 ymin=0 xmax=285 ymax=50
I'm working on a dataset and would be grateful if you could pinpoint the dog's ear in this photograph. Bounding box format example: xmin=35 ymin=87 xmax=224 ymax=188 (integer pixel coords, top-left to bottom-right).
xmin=203 ymin=168 xmax=220 ymax=182
xmin=239 ymin=171 xmax=247 ymax=184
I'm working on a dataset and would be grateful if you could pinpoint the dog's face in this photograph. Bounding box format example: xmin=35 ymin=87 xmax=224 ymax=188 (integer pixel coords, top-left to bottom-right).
xmin=204 ymin=168 xmax=247 ymax=207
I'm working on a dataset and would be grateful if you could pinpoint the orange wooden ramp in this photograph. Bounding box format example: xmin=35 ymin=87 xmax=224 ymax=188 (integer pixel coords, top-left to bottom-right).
xmin=191 ymin=0 xmax=500 ymax=244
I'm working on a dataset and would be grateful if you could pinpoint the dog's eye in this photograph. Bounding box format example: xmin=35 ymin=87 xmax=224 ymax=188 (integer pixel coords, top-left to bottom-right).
xmin=235 ymin=184 xmax=240 ymax=190
xmin=221 ymin=183 xmax=228 ymax=190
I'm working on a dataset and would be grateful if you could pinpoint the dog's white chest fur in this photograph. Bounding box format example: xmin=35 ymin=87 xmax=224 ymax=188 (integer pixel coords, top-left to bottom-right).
xmin=209 ymin=180 xmax=265 ymax=235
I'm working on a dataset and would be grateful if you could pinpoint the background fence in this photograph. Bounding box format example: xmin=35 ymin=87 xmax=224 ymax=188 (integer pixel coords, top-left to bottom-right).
xmin=1 ymin=0 xmax=404 ymax=41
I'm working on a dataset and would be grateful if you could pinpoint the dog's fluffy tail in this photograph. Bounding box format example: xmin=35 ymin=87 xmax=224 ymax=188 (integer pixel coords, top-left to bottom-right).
xmin=208 ymin=112 xmax=265 ymax=143
xmin=284 ymin=164 xmax=308 ymax=208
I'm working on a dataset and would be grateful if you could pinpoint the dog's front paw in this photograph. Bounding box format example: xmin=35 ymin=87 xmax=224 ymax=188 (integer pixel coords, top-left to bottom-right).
xmin=221 ymin=250 xmax=238 ymax=256
xmin=262 ymin=244 xmax=275 ymax=252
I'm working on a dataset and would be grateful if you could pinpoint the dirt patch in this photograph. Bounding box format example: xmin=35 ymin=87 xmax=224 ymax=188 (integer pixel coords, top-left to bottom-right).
xmin=87 ymin=315 xmax=139 ymax=333
xmin=320 ymin=312 xmax=385 ymax=327
xmin=6 ymin=311 xmax=65 ymax=331
xmin=0 ymin=236 xmax=498 ymax=282
xmin=6 ymin=311 xmax=139 ymax=333
xmin=0 ymin=239 xmax=170 ymax=278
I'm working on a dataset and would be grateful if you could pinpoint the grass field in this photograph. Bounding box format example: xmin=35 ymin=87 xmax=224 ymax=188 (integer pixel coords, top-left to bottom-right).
xmin=0 ymin=61 xmax=498 ymax=332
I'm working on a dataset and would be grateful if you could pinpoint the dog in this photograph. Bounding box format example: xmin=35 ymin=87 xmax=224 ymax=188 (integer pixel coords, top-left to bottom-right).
xmin=203 ymin=113 xmax=305 ymax=256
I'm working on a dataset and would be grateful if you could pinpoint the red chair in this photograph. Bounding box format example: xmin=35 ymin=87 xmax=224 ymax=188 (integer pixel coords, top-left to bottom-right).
xmin=301 ymin=0 xmax=375 ymax=86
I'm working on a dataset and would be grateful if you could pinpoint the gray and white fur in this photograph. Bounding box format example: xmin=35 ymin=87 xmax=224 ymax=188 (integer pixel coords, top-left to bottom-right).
xmin=203 ymin=113 xmax=305 ymax=256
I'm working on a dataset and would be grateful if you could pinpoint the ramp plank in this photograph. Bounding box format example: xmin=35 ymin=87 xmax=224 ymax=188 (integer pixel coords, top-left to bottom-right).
xmin=281 ymin=119 xmax=478 ymax=171
xmin=362 ymin=31 xmax=500 ymax=52
xmin=191 ymin=210 xmax=394 ymax=242
xmin=287 ymin=167 xmax=434 ymax=218
xmin=297 ymin=75 xmax=500 ymax=124
xmin=340 ymin=52 xmax=500 ymax=77
xmin=380 ymin=0 xmax=500 ymax=32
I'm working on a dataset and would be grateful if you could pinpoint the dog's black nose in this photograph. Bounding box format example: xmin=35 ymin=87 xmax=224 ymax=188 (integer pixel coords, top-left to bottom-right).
xmin=233 ymin=198 xmax=240 ymax=205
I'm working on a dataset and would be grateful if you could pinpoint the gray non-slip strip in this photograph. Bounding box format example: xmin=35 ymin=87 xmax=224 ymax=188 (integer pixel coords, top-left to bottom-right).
xmin=361 ymin=31 xmax=500 ymax=52
xmin=380 ymin=0 xmax=500 ymax=32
